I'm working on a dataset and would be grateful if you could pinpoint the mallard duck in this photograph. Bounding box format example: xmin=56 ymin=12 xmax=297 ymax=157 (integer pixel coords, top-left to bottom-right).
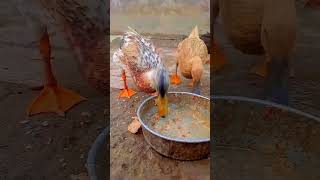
xmin=14 ymin=0 xmax=108 ymax=116
xmin=170 ymin=26 xmax=209 ymax=95
xmin=113 ymin=27 xmax=170 ymax=117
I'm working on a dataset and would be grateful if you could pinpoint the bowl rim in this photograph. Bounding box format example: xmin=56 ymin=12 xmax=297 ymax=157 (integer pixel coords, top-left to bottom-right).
xmin=137 ymin=91 xmax=211 ymax=143
xmin=212 ymin=95 xmax=320 ymax=123
xmin=137 ymin=93 xmax=320 ymax=144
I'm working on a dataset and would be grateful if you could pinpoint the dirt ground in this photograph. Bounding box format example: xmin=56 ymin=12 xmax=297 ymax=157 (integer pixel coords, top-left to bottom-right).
xmin=0 ymin=0 xmax=320 ymax=179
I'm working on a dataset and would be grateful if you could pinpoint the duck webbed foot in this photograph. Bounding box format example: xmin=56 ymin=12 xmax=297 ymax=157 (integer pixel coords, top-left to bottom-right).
xmin=118 ymin=70 xmax=136 ymax=98
xmin=28 ymin=85 xmax=86 ymax=116
xmin=170 ymin=61 xmax=182 ymax=85
xmin=27 ymin=28 xmax=86 ymax=116
xmin=170 ymin=74 xmax=182 ymax=85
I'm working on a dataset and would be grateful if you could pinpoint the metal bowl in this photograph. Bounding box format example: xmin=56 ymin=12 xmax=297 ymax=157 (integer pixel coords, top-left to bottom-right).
xmin=212 ymin=96 xmax=320 ymax=179
xmin=137 ymin=92 xmax=210 ymax=160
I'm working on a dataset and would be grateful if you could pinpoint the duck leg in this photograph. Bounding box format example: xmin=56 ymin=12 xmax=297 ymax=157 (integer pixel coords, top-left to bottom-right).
xmin=118 ymin=69 xmax=136 ymax=98
xmin=191 ymin=80 xmax=201 ymax=95
xmin=27 ymin=27 xmax=86 ymax=116
xmin=170 ymin=60 xmax=182 ymax=85
xmin=261 ymin=56 xmax=289 ymax=120
xmin=190 ymin=56 xmax=203 ymax=95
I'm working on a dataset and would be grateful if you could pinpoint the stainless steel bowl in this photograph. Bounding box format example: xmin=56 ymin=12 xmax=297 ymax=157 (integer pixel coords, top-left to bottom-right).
xmin=137 ymin=92 xmax=210 ymax=160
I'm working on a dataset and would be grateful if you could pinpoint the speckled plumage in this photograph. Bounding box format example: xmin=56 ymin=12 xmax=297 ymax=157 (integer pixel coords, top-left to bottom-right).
xmin=113 ymin=27 xmax=164 ymax=93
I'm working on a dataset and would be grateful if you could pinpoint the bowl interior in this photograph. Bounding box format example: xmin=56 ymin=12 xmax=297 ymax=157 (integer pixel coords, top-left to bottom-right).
xmin=138 ymin=92 xmax=210 ymax=142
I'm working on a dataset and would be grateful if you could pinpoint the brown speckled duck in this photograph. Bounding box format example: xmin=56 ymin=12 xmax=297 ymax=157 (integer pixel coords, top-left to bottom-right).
xmin=113 ymin=27 xmax=170 ymax=117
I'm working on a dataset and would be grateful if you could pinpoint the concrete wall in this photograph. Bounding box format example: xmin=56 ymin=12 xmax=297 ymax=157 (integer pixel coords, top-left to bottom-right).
xmin=110 ymin=0 xmax=210 ymax=36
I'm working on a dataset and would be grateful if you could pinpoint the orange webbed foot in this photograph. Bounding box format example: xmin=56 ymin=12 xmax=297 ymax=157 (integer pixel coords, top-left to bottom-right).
xmin=170 ymin=74 xmax=182 ymax=85
xmin=119 ymin=88 xmax=136 ymax=98
xmin=27 ymin=85 xmax=86 ymax=116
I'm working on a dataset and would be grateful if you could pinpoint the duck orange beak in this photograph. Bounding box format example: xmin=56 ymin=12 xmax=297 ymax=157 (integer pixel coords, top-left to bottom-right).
xmin=157 ymin=95 xmax=168 ymax=117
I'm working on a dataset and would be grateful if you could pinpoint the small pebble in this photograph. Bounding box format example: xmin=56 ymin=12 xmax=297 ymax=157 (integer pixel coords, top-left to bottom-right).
xmin=41 ymin=121 xmax=49 ymax=127
xmin=25 ymin=144 xmax=32 ymax=150
xmin=81 ymin=112 xmax=91 ymax=118
xmin=59 ymin=158 xmax=65 ymax=163
xmin=84 ymin=119 xmax=91 ymax=124
xmin=80 ymin=154 xmax=85 ymax=159
xmin=46 ymin=138 xmax=53 ymax=145
xmin=70 ymin=173 xmax=89 ymax=180
xmin=96 ymin=127 xmax=103 ymax=131
xmin=62 ymin=163 xmax=67 ymax=168
xmin=25 ymin=130 xmax=33 ymax=135
xmin=19 ymin=120 xmax=30 ymax=124
xmin=103 ymin=109 xmax=108 ymax=115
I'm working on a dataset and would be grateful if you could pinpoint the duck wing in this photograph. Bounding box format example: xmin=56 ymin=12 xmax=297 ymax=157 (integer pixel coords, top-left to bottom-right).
xmin=113 ymin=27 xmax=161 ymax=71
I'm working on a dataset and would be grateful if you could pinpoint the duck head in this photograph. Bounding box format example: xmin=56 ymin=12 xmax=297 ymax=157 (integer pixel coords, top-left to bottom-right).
xmin=151 ymin=63 xmax=170 ymax=118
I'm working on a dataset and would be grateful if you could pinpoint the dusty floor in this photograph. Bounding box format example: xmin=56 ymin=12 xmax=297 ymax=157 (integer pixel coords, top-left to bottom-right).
xmin=0 ymin=0 xmax=320 ymax=179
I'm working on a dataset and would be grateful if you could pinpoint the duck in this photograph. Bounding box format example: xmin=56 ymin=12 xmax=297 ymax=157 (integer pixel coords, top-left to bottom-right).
xmin=14 ymin=0 xmax=109 ymax=116
xmin=112 ymin=27 xmax=170 ymax=117
xmin=170 ymin=26 xmax=209 ymax=95
xmin=212 ymin=0 xmax=297 ymax=105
